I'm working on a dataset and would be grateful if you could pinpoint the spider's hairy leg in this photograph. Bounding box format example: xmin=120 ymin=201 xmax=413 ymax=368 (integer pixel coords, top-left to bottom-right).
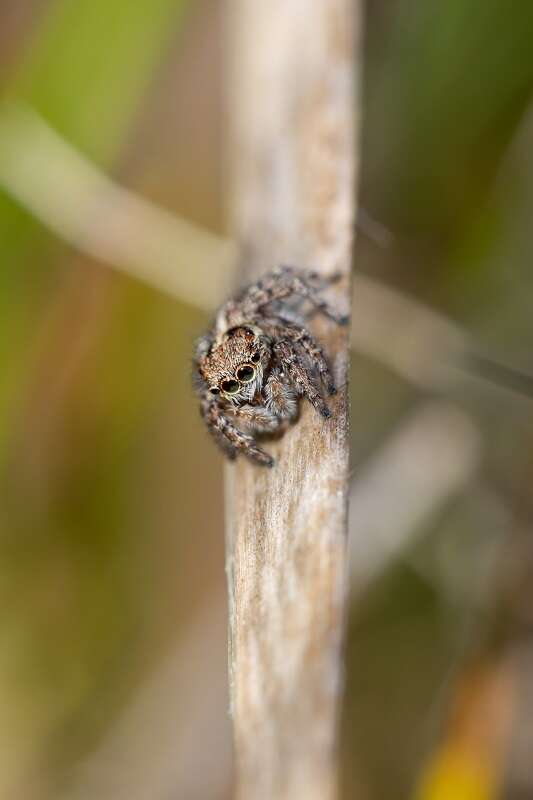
xmin=199 ymin=397 xmax=237 ymax=458
xmin=273 ymin=340 xmax=331 ymax=419
xmin=277 ymin=268 xmax=349 ymax=324
xmin=278 ymin=265 xmax=343 ymax=288
xmin=202 ymin=399 xmax=274 ymax=466
xmin=272 ymin=322 xmax=337 ymax=395
xmin=243 ymin=267 xmax=348 ymax=325
xmin=194 ymin=332 xmax=214 ymax=361
xmin=211 ymin=429 xmax=238 ymax=460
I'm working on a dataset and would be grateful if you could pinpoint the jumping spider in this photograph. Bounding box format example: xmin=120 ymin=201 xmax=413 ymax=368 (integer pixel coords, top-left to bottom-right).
xmin=193 ymin=266 xmax=348 ymax=467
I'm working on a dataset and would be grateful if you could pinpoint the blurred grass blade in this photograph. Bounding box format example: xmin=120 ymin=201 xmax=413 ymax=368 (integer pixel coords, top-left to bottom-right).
xmin=0 ymin=0 xmax=189 ymax=445
xmin=8 ymin=0 xmax=188 ymax=164
xmin=0 ymin=103 xmax=236 ymax=309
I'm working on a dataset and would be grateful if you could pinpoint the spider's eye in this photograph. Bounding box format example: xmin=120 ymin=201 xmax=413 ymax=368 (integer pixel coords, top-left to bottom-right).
xmin=221 ymin=379 xmax=240 ymax=394
xmin=209 ymin=387 xmax=220 ymax=395
xmin=251 ymin=352 xmax=261 ymax=363
xmin=236 ymin=365 xmax=255 ymax=383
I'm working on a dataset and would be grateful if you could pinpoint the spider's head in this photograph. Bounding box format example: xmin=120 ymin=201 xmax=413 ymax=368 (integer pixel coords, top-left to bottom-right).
xmin=200 ymin=325 xmax=270 ymax=404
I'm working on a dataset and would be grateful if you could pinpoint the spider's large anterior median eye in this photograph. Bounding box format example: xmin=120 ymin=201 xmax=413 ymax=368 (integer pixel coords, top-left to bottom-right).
xmin=221 ymin=379 xmax=240 ymax=394
xmin=236 ymin=365 xmax=255 ymax=382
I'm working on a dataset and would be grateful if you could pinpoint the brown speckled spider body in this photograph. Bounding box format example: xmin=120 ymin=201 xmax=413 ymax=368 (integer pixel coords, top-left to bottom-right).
xmin=193 ymin=266 xmax=348 ymax=466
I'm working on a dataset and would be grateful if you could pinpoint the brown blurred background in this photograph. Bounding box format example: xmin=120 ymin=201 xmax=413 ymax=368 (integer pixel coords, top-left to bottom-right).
xmin=1 ymin=1 xmax=533 ymax=798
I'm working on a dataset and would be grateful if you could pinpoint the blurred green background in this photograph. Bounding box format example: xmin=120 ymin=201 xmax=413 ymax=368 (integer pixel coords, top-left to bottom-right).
xmin=1 ymin=1 xmax=533 ymax=798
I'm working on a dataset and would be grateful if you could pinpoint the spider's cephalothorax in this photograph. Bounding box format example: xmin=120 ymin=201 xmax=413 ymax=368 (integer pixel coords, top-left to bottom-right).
xmin=193 ymin=266 xmax=348 ymax=467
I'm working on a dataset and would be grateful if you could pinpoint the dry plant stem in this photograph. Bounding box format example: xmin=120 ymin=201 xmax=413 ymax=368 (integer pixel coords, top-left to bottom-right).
xmin=225 ymin=2 xmax=359 ymax=799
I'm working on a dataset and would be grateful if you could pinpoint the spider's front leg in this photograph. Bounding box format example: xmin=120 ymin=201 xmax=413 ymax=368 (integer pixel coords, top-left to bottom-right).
xmin=263 ymin=320 xmax=337 ymax=395
xmin=201 ymin=398 xmax=274 ymax=467
xmin=273 ymin=340 xmax=331 ymax=419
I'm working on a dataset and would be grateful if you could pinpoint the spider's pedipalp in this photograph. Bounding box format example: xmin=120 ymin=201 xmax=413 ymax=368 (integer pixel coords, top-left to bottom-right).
xmin=229 ymin=403 xmax=284 ymax=434
xmin=263 ymin=368 xmax=299 ymax=421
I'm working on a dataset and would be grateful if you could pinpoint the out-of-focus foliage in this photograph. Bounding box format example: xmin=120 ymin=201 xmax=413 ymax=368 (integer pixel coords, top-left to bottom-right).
xmin=342 ymin=2 xmax=533 ymax=799
xmin=1 ymin=0 xmax=533 ymax=798
xmin=0 ymin=2 xmax=227 ymax=798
